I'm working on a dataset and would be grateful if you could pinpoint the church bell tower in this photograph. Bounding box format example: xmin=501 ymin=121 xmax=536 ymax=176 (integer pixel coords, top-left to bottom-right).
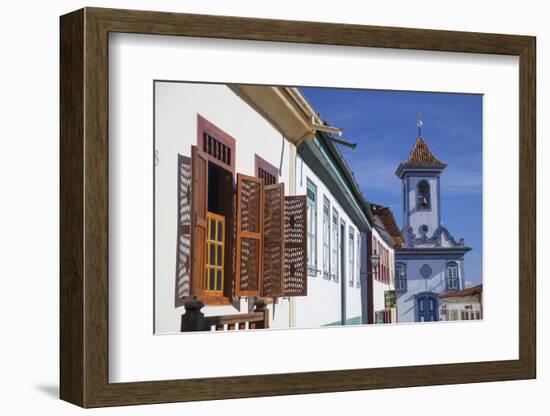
xmin=395 ymin=115 xmax=447 ymax=239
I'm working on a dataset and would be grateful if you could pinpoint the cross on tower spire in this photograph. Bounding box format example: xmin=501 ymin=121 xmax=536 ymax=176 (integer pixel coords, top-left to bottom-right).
xmin=416 ymin=111 xmax=423 ymax=137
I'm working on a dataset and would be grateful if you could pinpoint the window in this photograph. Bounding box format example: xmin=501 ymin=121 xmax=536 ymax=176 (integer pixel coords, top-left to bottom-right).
xmin=322 ymin=197 xmax=331 ymax=279
xmin=255 ymin=154 xmax=278 ymax=186
xmin=174 ymin=155 xmax=192 ymax=307
xmin=376 ymin=309 xmax=392 ymax=324
xmin=461 ymin=310 xmax=469 ymax=320
xmin=306 ymin=179 xmax=317 ymax=276
xmin=395 ymin=262 xmax=407 ymax=291
xmin=349 ymin=227 xmax=355 ymax=287
xmin=331 ymin=209 xmax=339 ymax=282
xmin=446 ymin=262 xmax=460 ymax=290
xmin=417 ymin=180 xmax=431 ymax=210
xmin=450 ymin=309 xmax=459 ymax=321
xmin=205 ymin=212 xmax=225 ymax=293
xmin=176 ymin=116 xmax=310 ymax=306
xmin=197 ymin=115 xmax=236 ymax=174
xmin=356 ymin=232 xmax=361 ymax=288
xmin=403 ymin=183 xmax=406 ymax=214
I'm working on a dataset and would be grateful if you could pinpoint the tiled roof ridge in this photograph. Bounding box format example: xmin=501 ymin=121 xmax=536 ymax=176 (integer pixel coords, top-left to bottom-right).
xmin=370 ymin=204 xmax=403 ymax=247
xmin=397 ymin=136 xmax=447 ymax=171
xmin=440 ymin=284 xmax=483 ymax=299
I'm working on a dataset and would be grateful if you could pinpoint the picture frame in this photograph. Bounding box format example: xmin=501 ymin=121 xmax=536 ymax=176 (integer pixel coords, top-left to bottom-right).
xmin=60 ymin=7 xmax=536 ymax=408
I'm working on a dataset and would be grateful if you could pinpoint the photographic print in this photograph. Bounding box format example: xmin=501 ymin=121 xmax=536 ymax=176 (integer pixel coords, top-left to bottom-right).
xmin=154 ymin=82 xmax=483 ymax=334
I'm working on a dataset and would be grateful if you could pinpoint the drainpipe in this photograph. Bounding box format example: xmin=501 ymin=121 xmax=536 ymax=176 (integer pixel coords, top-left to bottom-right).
xmin=289 ymin=142 xmax=297 ymax=328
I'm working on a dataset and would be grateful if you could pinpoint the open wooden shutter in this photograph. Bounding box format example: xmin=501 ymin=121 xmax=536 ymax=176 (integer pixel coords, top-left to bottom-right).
xmin=174 ymin=155 xmax=192 ymax=306
xmin=191 ymin=146 xmax=208 ymax=297
xmin=235 ymin=173 xmax=263 ymax=297
xmin=283 ymin=196 xmax=308 ymax=296
xmin=262 ymin=183 xmax=285 ymax=297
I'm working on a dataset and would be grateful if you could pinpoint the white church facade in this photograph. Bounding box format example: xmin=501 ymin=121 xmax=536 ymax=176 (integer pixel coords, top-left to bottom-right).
xmin=394 ymin=136 xmax=471 ymax=322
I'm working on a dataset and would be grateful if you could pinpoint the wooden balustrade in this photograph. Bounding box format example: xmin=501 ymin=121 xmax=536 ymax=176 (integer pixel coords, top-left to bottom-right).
xmin=180 ymin=298 xmax=269 ymax=332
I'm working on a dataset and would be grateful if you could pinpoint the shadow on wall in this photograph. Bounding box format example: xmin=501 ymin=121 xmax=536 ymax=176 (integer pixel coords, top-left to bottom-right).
xmin=34 ymin=384 xmax=58 ymax=399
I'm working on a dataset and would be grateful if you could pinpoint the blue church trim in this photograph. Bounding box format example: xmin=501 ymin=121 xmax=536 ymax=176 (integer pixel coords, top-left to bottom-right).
xmin=401 ymin=225 xmax=468 ymax=249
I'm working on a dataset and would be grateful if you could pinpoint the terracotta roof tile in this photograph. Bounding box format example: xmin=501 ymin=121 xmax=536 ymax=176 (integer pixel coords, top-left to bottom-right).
xmin=396 ymin=137 xmax=447 ymax=175
xmin=439 ymin=284 xmax=483 ymax=299
xmin=370 ymin=204 xmax=403 ymax=248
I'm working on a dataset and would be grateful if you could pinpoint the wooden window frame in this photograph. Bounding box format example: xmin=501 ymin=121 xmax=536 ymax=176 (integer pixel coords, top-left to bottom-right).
xmin=255 ymin=154 xmax=278 ymax=185
xmin=204 ymin=212 xmax=225 ymax=293
xmin=261 ymin=182 xmax=285 ymax=298
xmin=197 ymin=114 xmax=236 ymax=175
xmin=194 ymin=116 xmax=237 ymax=306
xmin=235 ymin=173 xmax=264 ymax=297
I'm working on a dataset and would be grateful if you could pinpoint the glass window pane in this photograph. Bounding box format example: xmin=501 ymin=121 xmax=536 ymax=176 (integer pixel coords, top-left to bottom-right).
xmin=209 ymin=219 xmax=214 ymax=240
xmin=209 ymin=269 xmax=215 ymax=290
xmin=209 ymin=243 xmax=215 ymax=265
xmin=216 ymin=270 xmax=222 ymax=291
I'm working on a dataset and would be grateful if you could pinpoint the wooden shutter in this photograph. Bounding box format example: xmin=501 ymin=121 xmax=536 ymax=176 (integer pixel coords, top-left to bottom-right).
xmin=262 ymin=183 xmax=285 ymax=297
xmin=283 ymin=196 xmax=308 ymax=296
xmin=174 ymin=154 xmax=192 ymax=306
xmin=191 ymin=146 xmax=208 ymax=297
xmin=235 ymin=174 xmax=263 ymax=297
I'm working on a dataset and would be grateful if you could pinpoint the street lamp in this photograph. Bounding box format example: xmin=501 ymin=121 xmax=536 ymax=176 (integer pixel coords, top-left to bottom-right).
xmin=369 ymin=250 xmax=380 ymax=273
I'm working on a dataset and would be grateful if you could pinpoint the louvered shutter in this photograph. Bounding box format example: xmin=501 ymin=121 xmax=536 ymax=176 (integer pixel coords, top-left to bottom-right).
xmin=174 ymin=154 xmax=192 ymax=306
xmin=235 ymin=174 xmax=263 ymax=297
xmin=191 ymin=146 xmax=208 ymax=297
xmin=283 ymin=196 xmax=308 ymax=296
xmin=262 ymin=183 xmax=285 ymax=297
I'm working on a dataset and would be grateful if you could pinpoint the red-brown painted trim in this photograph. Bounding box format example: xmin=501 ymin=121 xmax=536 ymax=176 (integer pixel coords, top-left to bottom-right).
xmin=197 ymin=114 xmax=237 ymax=174
xmin=254 ymin=154 xmax=279 ymax=182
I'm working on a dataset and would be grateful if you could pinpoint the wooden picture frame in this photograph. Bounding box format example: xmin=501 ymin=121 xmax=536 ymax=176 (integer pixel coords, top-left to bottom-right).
xmin=60 ymin=7 xmax=536 ymax=408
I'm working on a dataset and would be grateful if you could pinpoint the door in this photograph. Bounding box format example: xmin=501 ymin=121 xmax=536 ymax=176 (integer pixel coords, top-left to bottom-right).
xmin=340 ymin=221 xmax=346 ymax=325
xmin=415 ymin=293 xmax=439 ymax=322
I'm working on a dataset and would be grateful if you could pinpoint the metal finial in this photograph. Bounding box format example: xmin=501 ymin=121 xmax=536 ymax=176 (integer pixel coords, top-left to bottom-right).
xmin=416 ymin=111 xmax=423 ymax=137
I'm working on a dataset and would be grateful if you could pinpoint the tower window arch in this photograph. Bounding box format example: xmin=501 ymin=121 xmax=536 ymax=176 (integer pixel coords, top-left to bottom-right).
xmin=395 ymin=262 xmax=407 ymax=291
xmin=417 ymin=180 xmax=431 ymax=210
xmin=446 ymin=262 xmax=460 ymax=290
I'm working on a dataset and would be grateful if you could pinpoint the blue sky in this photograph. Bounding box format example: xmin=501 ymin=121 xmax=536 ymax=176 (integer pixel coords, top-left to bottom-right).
xmin=301 ymin=88 xmax=483 ymax=286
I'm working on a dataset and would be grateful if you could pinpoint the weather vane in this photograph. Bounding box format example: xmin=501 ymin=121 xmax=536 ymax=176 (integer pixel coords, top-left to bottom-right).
xmin=416 ymin=111 xmax=423 ymax=137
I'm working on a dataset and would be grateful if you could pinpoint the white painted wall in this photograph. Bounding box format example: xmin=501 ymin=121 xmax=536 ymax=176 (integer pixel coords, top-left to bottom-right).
xmin=154 ymin=82 xmax=293 ymax=333
xmin=404 ymin=174 xmax=441 ymax=235
xmin=442 ymin=299 xmax=482 ymax=321
xmin=395 ymin=257 xmax=464 ymax=322
xmin=294 ymin=156 xmax=363 ymax=327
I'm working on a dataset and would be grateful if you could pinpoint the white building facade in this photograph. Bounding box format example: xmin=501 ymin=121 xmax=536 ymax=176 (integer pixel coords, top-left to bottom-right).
xmin=440 ymin=285 xmax=483 ymax=321
xmin=294 ymin=156 xmax=364 ymax=327
xmin=154 ymin=82 xmax=372 ymax=333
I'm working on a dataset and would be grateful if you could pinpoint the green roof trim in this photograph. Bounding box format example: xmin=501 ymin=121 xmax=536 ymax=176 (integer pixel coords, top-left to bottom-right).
xmin=298 ymin=131 xmax=373 ymax=232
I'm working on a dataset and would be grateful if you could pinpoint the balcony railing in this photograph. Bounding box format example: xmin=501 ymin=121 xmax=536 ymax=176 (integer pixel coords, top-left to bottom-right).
xmin=180 ymin=298 xmax=270 ymax=332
